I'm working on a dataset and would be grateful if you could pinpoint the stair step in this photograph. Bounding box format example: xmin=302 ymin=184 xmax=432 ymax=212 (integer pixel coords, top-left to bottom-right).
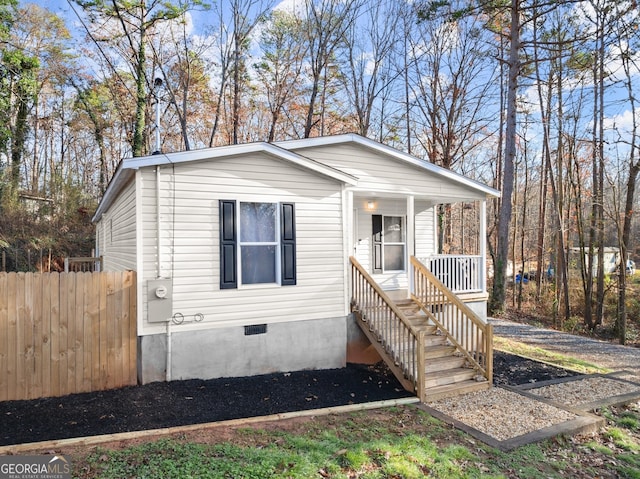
xmin=424 ymin=367 xmax=476 ymax=388
xmin=405 ymin=315 xmax=429 ymax=323
xmin=424 ymin=345 xmax=457 ymax=359
xmin=424 ymin=379 xmax=491 ymax=402
xmin=425 ymin=355 xmax=466 ymax=372
xmin=382 ymin=324 xmax=437 ymax=335
xmin=395 ymin=299 xmax=416 ymax=307
xmin=385 ymin=335 xmax=447 ymax=352
xmin=423 ymin=334 xmax=447 ymax=347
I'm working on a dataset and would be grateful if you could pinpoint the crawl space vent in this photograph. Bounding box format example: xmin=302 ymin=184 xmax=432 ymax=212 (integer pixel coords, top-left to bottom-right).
xmin=244 ymin=324 xmax=267 ymax=336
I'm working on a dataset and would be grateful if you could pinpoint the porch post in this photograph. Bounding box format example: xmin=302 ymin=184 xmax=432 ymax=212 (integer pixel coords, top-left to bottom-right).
xmin=407 ymin=196 xmax=415 ymax=297
xmin=480 ymin=199 xmax=487 ymax=294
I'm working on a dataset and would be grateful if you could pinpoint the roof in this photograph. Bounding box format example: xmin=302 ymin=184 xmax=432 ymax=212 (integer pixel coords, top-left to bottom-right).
xmin=92 ymin=134 xmax=500 ymax=222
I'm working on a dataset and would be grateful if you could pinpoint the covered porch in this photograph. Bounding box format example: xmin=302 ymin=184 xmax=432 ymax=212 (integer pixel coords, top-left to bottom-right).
xmin=346 ymin=192 xmax=490 ymax=321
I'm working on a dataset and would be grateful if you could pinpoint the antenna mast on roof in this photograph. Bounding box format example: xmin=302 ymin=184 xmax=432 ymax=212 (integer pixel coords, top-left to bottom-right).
xmin=153 ymin=77 xmax=163 ymax=154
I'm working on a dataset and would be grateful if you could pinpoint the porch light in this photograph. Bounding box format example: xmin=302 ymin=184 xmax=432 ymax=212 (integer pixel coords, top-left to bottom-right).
xmin=366 ymin=200 xmax=376 ymax=211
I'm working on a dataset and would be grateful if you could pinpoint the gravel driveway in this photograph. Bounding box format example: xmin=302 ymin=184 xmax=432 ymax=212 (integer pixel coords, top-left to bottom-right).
xmin=491 ymin=318 xmax=640 ymax=378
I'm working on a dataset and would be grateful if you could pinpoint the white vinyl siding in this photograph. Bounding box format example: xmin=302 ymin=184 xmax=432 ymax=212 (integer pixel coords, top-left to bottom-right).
xmin=100 ymin=178 xmax=137 ymax=271
xmin=415 ymin=201 xmax=437 ymax=257
xmin=139 ymin=153 xmax=345 ymax=335
xmin=290 ymin=143 xmax=488 ymax=202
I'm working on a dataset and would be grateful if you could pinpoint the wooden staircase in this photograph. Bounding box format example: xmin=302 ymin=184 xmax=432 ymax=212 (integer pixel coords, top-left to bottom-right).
xmin=395 ymin=300 xmax=490 ymax=401
xmin=350 ymin=256 xmax=493 ymax=402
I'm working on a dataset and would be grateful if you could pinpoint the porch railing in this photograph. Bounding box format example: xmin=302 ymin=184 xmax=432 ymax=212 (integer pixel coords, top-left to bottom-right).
xmin=417 ymin=255 xmax=483 ymax=294
xmin=350 ymin=257 xmax=425 ymax=399
xmin=64 ymin=256 xmax=103 ymax=272
xmin=411 ymin=257 xmax=493 ymax=384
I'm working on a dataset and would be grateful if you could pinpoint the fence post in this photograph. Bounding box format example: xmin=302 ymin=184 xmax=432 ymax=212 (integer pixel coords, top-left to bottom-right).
xmin=64 ymin=258 xmax=69 ymax=273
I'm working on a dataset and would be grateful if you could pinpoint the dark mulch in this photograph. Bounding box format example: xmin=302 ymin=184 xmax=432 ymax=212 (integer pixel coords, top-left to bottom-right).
xmin=492 ymin=350 xmax=583 ymax=386
xmin=0 ymin=352 xmax=583 ymax=447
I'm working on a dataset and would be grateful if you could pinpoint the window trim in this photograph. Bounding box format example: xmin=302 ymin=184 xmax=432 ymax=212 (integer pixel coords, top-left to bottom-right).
xmin=238 ymin=201 xmax=280 ymax=287
xmin=372 ymin=214 xmax=407 ymax=273
xmin=219 ymin=200 xmax=296 ymax=289
xmin=383 ymin=215 xmax=406 ymax=272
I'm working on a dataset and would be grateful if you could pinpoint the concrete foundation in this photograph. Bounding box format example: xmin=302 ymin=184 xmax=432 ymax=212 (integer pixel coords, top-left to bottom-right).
xmin=138 ymin=316 xmax=347 ymax=384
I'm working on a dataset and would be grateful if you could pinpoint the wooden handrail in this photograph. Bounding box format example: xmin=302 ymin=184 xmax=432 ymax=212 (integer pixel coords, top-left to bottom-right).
xmin=350 ymin=256 xmax=425 ymax=400
xmin=411 ymin=256 xmax=493 ymax=383
xmin=350 ymin=257 xmax=420 ymax=335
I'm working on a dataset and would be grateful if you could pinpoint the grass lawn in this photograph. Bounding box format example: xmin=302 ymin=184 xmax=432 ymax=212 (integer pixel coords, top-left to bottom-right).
xmin=60 ymin=399 xmax=640 ymax=479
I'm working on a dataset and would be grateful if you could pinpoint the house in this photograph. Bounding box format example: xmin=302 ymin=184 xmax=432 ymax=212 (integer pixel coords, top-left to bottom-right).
xmin=568 ymin=247 xmax=626 ymax=276
xmin=92 ymin=134 xmax=500 ymax=400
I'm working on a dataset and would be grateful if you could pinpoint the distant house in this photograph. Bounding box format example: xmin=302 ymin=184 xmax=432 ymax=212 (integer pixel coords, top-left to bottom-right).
xmin=568 ymin=247 xmax=624 ymax=275
xmin=93 ymin=134 xmax=500 ymax=400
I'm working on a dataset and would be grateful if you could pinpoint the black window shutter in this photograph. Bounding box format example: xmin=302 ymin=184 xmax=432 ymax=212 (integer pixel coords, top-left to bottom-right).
xmin=280 ymin=203 xmax=296 ymax=285
xmin=219 ymin=200 xmax=237 ymax=289
xmin=372 ymin=215 xmax=383 ymax=274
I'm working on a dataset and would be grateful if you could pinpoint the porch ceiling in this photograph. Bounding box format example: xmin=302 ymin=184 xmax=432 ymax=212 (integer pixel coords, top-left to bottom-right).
xmin=352 ymin=191 xmax=486 ymax=206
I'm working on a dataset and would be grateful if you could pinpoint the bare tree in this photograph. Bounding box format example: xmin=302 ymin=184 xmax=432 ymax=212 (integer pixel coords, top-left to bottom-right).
xmin=301 ymin=0 xmax=361 ymax=138
xmin=74 ymin=0 xmax=197 ymax=156
xmin=339 ymin=0 xmax=400 ymax=137
xmin=206 ymin=0 xmax=272 ymax=145
xmin=254 ymin=9 xmax=307 ymax=142
xmin=489 ymin=0 xmax=520 ymax=314
xmin=613 ymin=3 xmax=640 ymax=343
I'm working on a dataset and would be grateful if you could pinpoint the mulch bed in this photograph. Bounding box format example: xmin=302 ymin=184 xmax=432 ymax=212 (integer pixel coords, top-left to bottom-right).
xmin=492 ymin=350 xmax=583 ymax=386
xmin=0 ymin=352 xmax=582 ymax=447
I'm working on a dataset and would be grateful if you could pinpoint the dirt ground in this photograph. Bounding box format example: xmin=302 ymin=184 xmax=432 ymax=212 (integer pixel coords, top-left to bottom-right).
xmin=0 ymin=352 xmax=578 ymax=448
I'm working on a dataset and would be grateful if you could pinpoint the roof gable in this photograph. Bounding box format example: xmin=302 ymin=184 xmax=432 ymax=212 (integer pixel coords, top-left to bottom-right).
xmin=92 ymin=142 xmax=357 ymax=222
xmin=275 ymin=134 xmax=500 ymax=199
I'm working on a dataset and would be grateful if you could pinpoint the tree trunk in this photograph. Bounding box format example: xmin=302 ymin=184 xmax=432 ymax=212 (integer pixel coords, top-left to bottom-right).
xmin=10 ymin=97 xmax=29 ymax=193
xmin=615 ymin=19 xmax=639 ymax=344
xmin=132 ymin=26 xmax=147 ymax=158
xmin=489 ymin=0 xmax=519 ymax=314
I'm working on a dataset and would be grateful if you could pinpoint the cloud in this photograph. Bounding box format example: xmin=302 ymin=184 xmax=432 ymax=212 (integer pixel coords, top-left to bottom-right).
xmin=273 ymin=0 xmax=305 ymax=16
xmin=604 ymin=107 xmax=640 ymax=136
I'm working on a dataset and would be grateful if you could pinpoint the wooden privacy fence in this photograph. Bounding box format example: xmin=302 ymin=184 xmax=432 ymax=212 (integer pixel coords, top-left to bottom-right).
xmin=0 ymin=271 xmax=137 ymax=402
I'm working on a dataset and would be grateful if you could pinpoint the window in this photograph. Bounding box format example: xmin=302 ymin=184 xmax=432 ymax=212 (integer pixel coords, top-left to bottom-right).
xmin=383 ymin=216 xmax=405 ymax=271
xmin=372 ymin=215 xmax=406 ymax=273
xmin=219 ymin=200 xmax=296 ymax=289
xmin=240 ymin=202 xmax=277 ymax=285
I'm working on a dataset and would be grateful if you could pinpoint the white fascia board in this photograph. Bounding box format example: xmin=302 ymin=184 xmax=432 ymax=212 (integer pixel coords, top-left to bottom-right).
xmin=123 ymin=142 xmax=358 ymax=185
xmin=276 ymin=134 xmax=501 ymax=199
xmin=91 ymin=163 xmax=134 ymax=223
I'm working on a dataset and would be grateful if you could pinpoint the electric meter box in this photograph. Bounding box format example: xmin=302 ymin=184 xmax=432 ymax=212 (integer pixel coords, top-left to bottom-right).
xmin=147 ymin=279 xmax=173 ymax=322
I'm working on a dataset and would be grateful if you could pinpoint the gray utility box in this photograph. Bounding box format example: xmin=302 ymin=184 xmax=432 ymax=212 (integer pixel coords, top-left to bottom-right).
xmin=147 ymin=279 xmax=173 ymax=322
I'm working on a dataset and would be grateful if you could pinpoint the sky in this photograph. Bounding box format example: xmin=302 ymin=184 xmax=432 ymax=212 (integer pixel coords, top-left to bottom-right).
xmin=17 ymin=0 xmax=640 ymax=166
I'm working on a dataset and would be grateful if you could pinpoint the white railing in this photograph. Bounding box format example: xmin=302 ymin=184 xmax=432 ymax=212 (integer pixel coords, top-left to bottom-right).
xmin=417 ymin=255 xmax=483 ymax=294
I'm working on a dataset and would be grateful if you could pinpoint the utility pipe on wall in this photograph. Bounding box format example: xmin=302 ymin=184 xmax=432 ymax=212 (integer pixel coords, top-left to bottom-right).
xmin=156 ymin=165 xmax=173 ymax=381
xmin=156 ymin=165 xmax=162 ymax=278
xmin=166 ymin=321 xmax=172 ymax=382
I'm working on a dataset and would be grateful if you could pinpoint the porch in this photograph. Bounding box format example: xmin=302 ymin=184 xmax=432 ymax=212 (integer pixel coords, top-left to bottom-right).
xmin=347 ymin=192 xmax=490 ymax=321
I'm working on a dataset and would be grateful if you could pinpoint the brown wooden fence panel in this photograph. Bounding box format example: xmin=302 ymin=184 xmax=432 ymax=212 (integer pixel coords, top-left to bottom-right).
xmin=0 ymin=271 xmax=137 ymax=401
